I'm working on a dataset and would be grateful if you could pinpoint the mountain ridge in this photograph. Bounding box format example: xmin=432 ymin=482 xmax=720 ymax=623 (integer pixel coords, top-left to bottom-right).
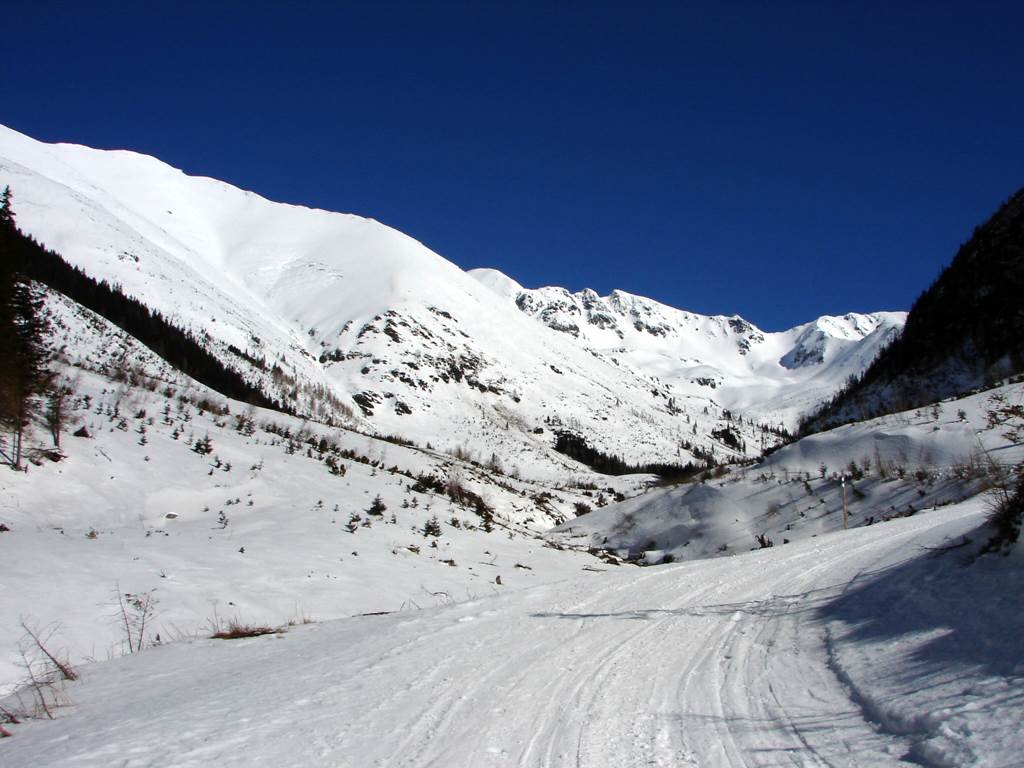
xmin=0 ymin=123 xmax=903 ymax=473
xmin=470 ymin=267 xmax=903 ymax=425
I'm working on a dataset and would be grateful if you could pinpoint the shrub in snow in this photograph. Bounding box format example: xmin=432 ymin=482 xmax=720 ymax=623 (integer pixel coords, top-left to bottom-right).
xmin=192 ymin=434 xmax=213 ymax=455
xmin=210 ymin=621 xmax=284 ymax=640
xmin=982 ymin=469 xmax=1023 ymax=554
xmin=573 ymin=502 xmax=592 ymax=517
xmin=423 ymin=515 xmax=442 ymax=537
xmin=13 ymin=620 xmax=78 ymax=721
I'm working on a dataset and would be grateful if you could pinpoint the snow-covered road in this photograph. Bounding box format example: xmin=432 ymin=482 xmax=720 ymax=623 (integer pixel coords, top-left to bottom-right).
xmin=4 ymin=502 xmax=1019 ymax=767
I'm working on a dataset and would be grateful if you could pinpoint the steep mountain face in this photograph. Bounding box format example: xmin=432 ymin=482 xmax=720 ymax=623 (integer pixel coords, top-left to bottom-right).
xmin=0 ymin=124 xmax=900 ymax=473
xmin=802 ymin=186 xmax=1024 ymax=434
xmin=471 ymin=269 xmax=903 ymax=428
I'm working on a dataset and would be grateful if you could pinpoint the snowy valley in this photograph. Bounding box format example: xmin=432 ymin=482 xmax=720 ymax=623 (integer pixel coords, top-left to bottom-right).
xmin=1 ymin=126 xmax=1022 ymax=767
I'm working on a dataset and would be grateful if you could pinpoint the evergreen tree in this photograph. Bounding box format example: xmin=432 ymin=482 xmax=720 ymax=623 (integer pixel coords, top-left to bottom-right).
xmin=801 ymin=185 xmax=1024 ymax=435
xmin=0 ymin=188 xmax=51 ymax=469
xmin=0 ymin=211 xmax=283 ymax=413
xmin=366 ymin=494 xmax=386 ymax=516
xmin=0 ymin=186 xmax=14 ymax=230
xmin=423 ymin=515 xmax=442 ymax=537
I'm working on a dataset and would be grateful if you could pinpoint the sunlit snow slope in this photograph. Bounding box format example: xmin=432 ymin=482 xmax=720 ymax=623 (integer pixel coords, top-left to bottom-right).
xmin=472 ymin=268 xmax=904 ymax=427
xmin=555 ymin=383 xmax=1024 ymax=563
xmin=0 ymin=124 xmax=901 ymax=471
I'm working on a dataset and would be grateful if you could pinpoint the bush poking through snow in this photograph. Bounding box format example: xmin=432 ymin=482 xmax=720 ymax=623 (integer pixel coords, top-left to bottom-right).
xmin=19 ymin=621 xmax=77 ymax=683
xmin=981 ymin=469 xmax=1023 ymax=554
xmin=114 ymin=587 xmax=158 ymax=654
xmin=13 ymin=620 xmax=77 ymax=721
xmin=210 ymin=621 xmax=285 ymax=640
xmin=0 ymin=705 xmax=18 ymax=737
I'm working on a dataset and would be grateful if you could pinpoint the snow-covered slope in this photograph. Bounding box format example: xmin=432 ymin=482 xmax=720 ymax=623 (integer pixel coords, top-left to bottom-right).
xmin=2 ymin=126 xmax=1019 ymax=768
xmin=0 ymin=124 xmax=901 ymax=474
xmin=3 ymin=498 xmax=1020 ymax=767
xmin=554 ymin=382 xmax=1024 ymax=563
xmin=471 ymin=270 xmax=904 ymax=427
xmin=0 ymin=288 xmax=650 ymax=692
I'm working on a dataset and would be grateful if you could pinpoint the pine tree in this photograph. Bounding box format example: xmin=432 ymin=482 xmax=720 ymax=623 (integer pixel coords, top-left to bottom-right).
xmin=0 ymin=186 xmax=14 ymax=230
xmin=366 ymin=494 xmax=386 ymax=516
xmin=423 ymin=515 xmax=442 ymax=537
xmin=0 ymin=190 xmax=50 ymax=469
xmin=192 ymin=434 xmax=214 ymax=455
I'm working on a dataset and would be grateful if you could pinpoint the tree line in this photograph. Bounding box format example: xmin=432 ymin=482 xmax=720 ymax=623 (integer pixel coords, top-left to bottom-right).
xmin=0 ymin=186 xmax=286 ymax=468
xmin=553 ymin=430 xmax=703 ymax=482
xmin=800 ymin=185 xmax=1024 ymax=436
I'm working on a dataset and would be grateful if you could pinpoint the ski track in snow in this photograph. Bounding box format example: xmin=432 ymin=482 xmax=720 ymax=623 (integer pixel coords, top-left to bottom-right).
xmin=2 ymin=505 xmax=994 ymax=768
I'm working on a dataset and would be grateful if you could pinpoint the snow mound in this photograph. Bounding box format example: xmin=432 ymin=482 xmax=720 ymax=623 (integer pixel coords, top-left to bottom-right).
xmin=554 ymin=383 xmax=1024 ymax=562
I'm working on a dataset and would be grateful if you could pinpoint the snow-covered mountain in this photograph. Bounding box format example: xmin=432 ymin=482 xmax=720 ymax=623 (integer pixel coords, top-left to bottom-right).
xmin=471 ymin=269 xmax=903 ymax=427
xmin=0 ymin=286 xmax=648 ymax=691
xmin=3 ymin=126 xmax=1022 ymax=768
xmin=0 ymin=124 xmax=903 ymax=474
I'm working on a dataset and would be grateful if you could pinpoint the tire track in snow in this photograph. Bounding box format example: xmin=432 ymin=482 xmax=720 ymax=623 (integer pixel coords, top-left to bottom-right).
xmin=339 ymin=569 xmax=671 ymax=766
xmin=446 ymin=568 xmax=674 ymax=767
xmin=2 ymin=508 xmax=987 ymax=768
xmin=665 ymin=525 xmax=933 ymax=766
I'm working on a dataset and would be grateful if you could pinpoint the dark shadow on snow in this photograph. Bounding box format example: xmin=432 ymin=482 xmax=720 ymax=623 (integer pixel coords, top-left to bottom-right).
xmin=534 ymin=531 xmax=1023 ymax=679
xmin=530 ymin=580 xmax=854 ymax=622
xmin=815 ymin=526 xmax=1024 ymax=678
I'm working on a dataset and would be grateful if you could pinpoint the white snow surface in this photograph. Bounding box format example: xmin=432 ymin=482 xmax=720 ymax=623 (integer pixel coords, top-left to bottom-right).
xmin=0 ymin=290 xmax=648 ymax=694
xmin=0 ymin=123 xmax=902 ymax=475
xmin=4 ymin=304 xmax=1020 ymax=766
xmin=555 ymin=383 xmax=1024 ymax=563
xmin=0 ymin=126 xmax=1019 ymax=768
xmin=3 ymin=500 xmax=1021 ymax=767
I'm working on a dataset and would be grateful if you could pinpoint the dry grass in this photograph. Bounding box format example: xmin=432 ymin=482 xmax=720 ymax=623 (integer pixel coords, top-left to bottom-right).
xmin=210 ymin=621 xmax=285 ymax=640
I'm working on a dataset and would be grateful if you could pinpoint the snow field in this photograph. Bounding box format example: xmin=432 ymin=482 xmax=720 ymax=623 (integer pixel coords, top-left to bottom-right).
xmin=0 ymin=296 xmax=647 ymax=694
xmin=3 ymin=500 xmax=1019 ymax=766
xmin=1 ymin=122 xmax=1021 ymax=768
xmin=555 ymin=383 xmax=1024 ymax=562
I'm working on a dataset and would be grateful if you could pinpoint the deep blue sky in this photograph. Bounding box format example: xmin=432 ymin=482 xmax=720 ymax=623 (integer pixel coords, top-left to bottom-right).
xmin=4 ymin=2 xmax=1023 ymax=329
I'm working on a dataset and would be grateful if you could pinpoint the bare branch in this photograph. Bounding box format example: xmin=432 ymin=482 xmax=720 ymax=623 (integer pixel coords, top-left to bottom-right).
xmin=19 ymin=620 xmax=77 ymax=681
